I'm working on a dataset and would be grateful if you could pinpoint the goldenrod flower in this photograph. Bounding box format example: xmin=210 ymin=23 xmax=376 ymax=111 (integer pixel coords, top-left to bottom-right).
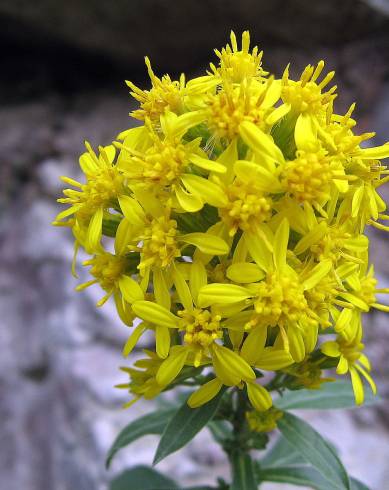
xmin=321 ymin=332 xmax=376 ymax=405
xmin=54 ymin=143 xmax=125 ymax=254
xmin=55 ymin=31 xmax=389 ymax=413
xmin=246 ymin=408 xmax=283 ymax=432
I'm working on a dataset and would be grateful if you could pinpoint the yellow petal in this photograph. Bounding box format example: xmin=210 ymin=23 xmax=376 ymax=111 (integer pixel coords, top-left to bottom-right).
xmin=181 ymin=174 xmax=228 ymax=207
xmin=118 ymin=276 xmax=144 ymax=304
xmin=132 ymin=300 xmax=179 ymax=328
xmin=223 ymin=311 xmax=253 ymax=331
xmin=239 ymin=121 xmax=285 ymax=163
xmin=114 ymin=218 xmax=134 ymax=255
xmin=303 ymin=259 xmax=332 ymax=291
xmin=234 ymin=160 xmax=283 ymax=192
xmin=156 ymin=347 xmax=189 ymax=386
xmin=155 ymin=325 xmax=171 ymax=359
xmin=266 ymin=103 xmax=291 ymax=126
xmin=175 ymin=185 xmax=204 ymax=212
xmin=118 ymin=195 xmax=146 ymax=228
xmin=247 ymin=382 xmax=272 ymax=411
xmin=86 ymin=207 xmax=103 ymax=252
xmin=172 ymin=265 xmax=193 ymax=311
xmin=187 ymin=378 xmax=223 ymax=408
xmin=226 ymin=262 xmax=265 ymax=283
xmin=354 ymin=143 xmax=389 ymax=160
xmin=273 ymin=218 xmax=289 ymax=270
xmin=336 ymin=355 xmax=349 ymax=375
xmin=351 ymin=186 xmax=365 ymax=218
xmin=294 ymin=222 xmax=327 ymax=255
xmin=350 ymin=367 xmax=364 ymax=405
xmin=255 ymin=348 xmax=294 ymax=370
xmin=122 ymin=323 xmax=146 ymax=356
xmin=355 ymin=364 xmax=377 ymax=395
xmin=169 ymin=111 xmax=207 ymax=139
xmin=321 ymin=341 xmax=341 ymax=357
xmin=337 ymin=292 xmax=369 ymax=312
xmin=197 ymin=284 xmax=252 ymax=308
xmin=190 ymin=260 xmax=208 ymax=306
xmin=212 ymin=344 xmax=255 ymax=382
xmin=244 ymin=230 xmax=272 ymax=272
xmin=295 ymin=113 xmax=317 ymax=151
xmin=334 ymin=308 xmax=352 ymax=333
xmin=189 ymin=154 xmax=227 ymax=174
xmin=153 ymin=269 xmax=171 ymax=310
xmin=241 ymin=326 xmax=267 ymax=364
xmin=288 ymin=327 xmax=305 ymax=362
xmin=217 ymin=138 xmax=238 ymax=184
xmin=181 ymin=233 xmax=229 ymax=255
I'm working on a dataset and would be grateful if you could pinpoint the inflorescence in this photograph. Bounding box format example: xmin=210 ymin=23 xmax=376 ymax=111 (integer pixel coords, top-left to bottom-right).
xmin=54 ymin=31 xmax=389 ymax=413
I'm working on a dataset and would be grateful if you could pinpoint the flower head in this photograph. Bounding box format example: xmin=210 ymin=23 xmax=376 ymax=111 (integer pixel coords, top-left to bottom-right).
xmin=54 ymin=31 xmax=389 ymax=412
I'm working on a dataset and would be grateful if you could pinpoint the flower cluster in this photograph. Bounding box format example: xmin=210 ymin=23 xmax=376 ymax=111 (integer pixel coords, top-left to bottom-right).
xmin=54 ymin=31 xmax=389 ymax=412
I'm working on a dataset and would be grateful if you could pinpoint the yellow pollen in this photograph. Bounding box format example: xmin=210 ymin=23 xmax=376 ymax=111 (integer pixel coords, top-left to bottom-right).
xmin=62 ymin=166 xmax=124 ymax=221
xmin=282 ymin=62 xmax=336 ymax=114
xmin=214 ymin=31 xmax=266 ymax=83
xmin=310 ymin=227 xmax=352 ymax=262
xmin=127 ymin=59 xmax=184 ymax=122
xmin=248 ymin=272 xmax=309 ymax=329
xmin=139 ymin=216 xmax=180 ymax=270
xmin=338 ymin=338 xmax=364 ymax=364
xmin=206 ymin=82 xmax=268 ymax=139
xmin=219 ymin=179 xmax=273 ymax=235
xmin=178 ymin=308 xmax=222 ymax=348
xmin=85 ymin=253 xmax=126 ymax=291
xmin=137 ymin=139 xmax=189 ymax=187
xmin=281 ymin=149 xmax=332 ymax=203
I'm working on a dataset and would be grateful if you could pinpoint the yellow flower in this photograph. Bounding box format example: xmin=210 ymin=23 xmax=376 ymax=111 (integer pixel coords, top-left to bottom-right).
xmin=281 ymin=60 xmax=336 ymax=120
xmin=54 ymin=143 xmax=125 ymax=254
xmin=210 ymin=30 xmax=268 ymax=83
xmin=283 ymin=358 xmax=334 ymax=390
xmin=321 ymin=332 xmax=376 ymax=405
xmin=246 ymin=407 xmax=283 ymax=432
xmin=126 ymin=57 xmax=186 ymax=122
xmin=131 ymin=261 xmax=256 ymax=383
xmin=117 ymin=350 xmax=165 ymax=408
xmin=54 ymin=31 xmax=389 ymax=412
xmin=198 ymin=219 xmax=331 ymax=362
xmin=204 ymin=77 xmax=285 ymax=140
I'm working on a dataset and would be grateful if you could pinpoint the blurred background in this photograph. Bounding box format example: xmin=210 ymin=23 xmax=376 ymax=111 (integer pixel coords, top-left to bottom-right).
xmin=1 ymin=1 xmax=389 ymax=489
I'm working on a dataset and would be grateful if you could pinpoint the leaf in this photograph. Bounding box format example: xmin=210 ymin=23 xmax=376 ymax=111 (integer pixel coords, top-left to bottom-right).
xmin=350 ymin=478 xmax=370 ymax=490
xmin=258 ymin=466 xmax=370 ymax=490
xmin=153 ymin=390 xmax=225 ymax=465
xmin=110 ymin=466 xmax=178 ymax=490
xmin=258 ymin=465 xmax=339 ymax=489
xmin=207 ymin=420 xmax=232 ymax=445
xmin=260 ymin=434 xmax=306 ymax=468
xmin=277 ymin=412 xmax=350 ymax=489
xmin=230 ymin=452 xmax=257 ymax=490
xmin=274 ymin=381 xmax=378 ymax=410
xmin=106 ymin=409 xmax=175 ymax=468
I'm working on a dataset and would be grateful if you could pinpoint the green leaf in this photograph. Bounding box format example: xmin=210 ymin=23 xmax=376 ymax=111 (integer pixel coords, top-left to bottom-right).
xmin=260 ymin=434 xmax=305 ymax=468
xmin=259 ymin=465 xmax=340 ymax=489
xmin=277 ymin=412 xmax=350 ymax=489
xmin=153 ymin=390 xmax=225 ymax=465
xmin=258 ymin=466 xmax=370 ymax=490
xmin=274 ymin=381 xmax=378 ymax=410
xmin=207 ymin=420 xmax=232 ymax=445
xmin=106 ymin=409 xmax=175 ymax=468
xmin=110 ymin=466 xmax=178 ymax=490
xmin=230 ymin=452 xmax=257 ymax=490
xmin=350 ymin=478 xmax=370 ymax=490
